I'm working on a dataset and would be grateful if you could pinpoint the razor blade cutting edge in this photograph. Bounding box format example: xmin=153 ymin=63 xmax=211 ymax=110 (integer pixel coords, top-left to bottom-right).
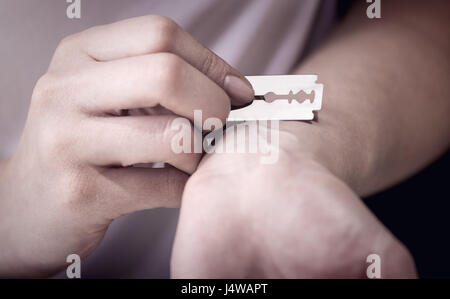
xmin=227 ymin=75 xmax=323 ymax=121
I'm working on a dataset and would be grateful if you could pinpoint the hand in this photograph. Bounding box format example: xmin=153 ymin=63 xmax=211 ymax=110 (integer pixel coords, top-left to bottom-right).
xmin=0 ymin=15 xmax=253 ymax=277
xmin=171 ymin=122 xmax=417 ymax=278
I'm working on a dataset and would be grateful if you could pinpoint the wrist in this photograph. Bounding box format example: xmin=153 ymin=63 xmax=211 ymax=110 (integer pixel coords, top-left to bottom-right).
xmin=278 ymin=120 xmax=372 ymax=196
xmin=191 ymin=120 xmax=369 ymax=196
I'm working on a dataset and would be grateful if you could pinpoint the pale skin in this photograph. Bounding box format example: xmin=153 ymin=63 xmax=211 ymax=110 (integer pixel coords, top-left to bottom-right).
xmin=1 ymin=0 xmax=449 ymax=277
xmin=172 ymin=1 xmax=449 ymax=278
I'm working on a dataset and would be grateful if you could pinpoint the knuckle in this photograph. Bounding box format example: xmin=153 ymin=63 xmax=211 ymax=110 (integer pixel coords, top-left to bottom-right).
xmin=32 ymin=69 xmax=84 ymax=111
xmin=143 ymin=15 xmax=179 ymax=52
xmin=148 ymin=15 xmax=179 ymax=36
xmin=59 ymin=33 xmax=78 ymax=48
xmin=54 ymin=33 xmax=81 ymax=57
xmin=200 ymin=51 xmax=215 ymax=76
xmin=200 ymin=50 xmax=228 ymax=82
xmin=153 ymin=53 xmax=185 ymax=94
xmin=31 ymin=72 xmax=62 ymax=109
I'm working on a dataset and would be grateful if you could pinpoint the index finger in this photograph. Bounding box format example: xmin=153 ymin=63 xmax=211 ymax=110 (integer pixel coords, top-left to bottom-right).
xmin=65 ymin=15 xmax=254 ymax=105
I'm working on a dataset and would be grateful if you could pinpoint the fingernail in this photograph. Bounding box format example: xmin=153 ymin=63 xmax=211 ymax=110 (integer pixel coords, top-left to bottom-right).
xmin=224 ymin=75 xmax=254 ymax=103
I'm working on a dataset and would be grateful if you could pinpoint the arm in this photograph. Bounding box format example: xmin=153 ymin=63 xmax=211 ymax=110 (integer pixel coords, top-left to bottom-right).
xmin=288 ymin=0 xmax=450 ymax=196
xmin=171 ymin=0 xmax=449 ymax=278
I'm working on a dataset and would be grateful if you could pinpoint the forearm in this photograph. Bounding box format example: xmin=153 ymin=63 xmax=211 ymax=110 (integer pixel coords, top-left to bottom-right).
xmin=288 ymin=0 xmax=450 ymax=196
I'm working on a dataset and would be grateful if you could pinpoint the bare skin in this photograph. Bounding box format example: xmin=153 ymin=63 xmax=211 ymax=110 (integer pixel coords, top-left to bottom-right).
xmin=0 ymin=15 xmax=253 ymax=277
xmin=291 ymin=0 xmax=450 ymax=196
xmin=172 ymin=128 xmax=417 ymax=278
xmin=171 ymin=0 xmax=449 ymax=278
xmin=1 ymin=1 xmax=449 ymax=278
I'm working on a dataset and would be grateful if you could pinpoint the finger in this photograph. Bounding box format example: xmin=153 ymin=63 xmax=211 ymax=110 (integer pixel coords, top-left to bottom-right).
xmin=68 ymin=53 xmax=231 ymax=124
xmin=95 ymin=166 xmax=188 ymax=219
xmin=77 ymin=115 xmax=201 ymax=174
xmin=70 ymin=15 xmax=254 ymax=105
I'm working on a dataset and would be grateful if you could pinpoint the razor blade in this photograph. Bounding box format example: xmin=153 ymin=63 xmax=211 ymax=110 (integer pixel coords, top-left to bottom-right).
xmin=227 ymin=75 xmax=323 ymax=121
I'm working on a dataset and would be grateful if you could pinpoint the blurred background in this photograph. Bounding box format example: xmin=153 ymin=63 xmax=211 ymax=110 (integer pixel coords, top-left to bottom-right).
xmin=367 ymin=152 xmax=450 ymax=278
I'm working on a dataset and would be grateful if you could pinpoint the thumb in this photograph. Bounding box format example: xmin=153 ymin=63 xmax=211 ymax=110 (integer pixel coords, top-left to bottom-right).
xmin=95 ymin=166 xmax=188 ymax=220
